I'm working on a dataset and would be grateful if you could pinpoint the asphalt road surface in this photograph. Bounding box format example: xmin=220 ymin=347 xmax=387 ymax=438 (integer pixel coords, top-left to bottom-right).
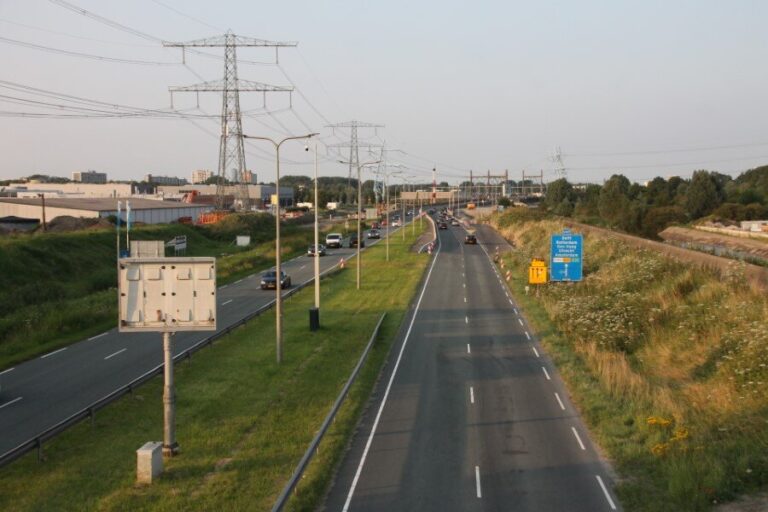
xmin=0 ymin=225 xmax=406 ymax=459
xmin=324 ymin=215 xmax=620 ymax=512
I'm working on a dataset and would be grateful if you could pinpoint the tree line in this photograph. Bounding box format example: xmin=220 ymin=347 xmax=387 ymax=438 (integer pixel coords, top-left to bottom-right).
xmin=543 ymin=165 xmax=768 ymax=239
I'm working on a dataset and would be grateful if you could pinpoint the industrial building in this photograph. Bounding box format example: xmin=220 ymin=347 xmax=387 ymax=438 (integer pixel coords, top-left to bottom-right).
xmin=0 ymin=197 xmax=214 ymax=225
xmin=191 ymin=170 xmax=213 ymax=184
xmin=143 ymin=174 xmax=188 ymax=186
xmin=72 ymin=170 xmax=107 ymax=184
xmin=2 ymin=182 xmax=136 ymax=198
xmin=158 ymin=184 xmax=294 ymax=208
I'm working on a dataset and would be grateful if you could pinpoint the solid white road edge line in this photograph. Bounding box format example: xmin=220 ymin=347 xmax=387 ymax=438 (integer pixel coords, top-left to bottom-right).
xmin=222 ymin=299 xmax=233 ymax=306
xmin=596 ymin=475 xmax=618 ymax=510
xmin=341 ymin=238 xmax=442 ymax=512
xmin=475 ymin=466 xmax=482 ymax=498
xmin=0 ymin=367 xmax=15 ymax=376
xmin=0 ymin=397 xmax=22 ymax=410
xmin=104 ymin=348 xmax=127 ymax=360
xmin=555 ymin=392 xmax=566 ymax=410
xmin=532 ymin=347 xmax=540 ymax=358
xmin=88 ymin=332 xmax=108 ymax=341
xmin=470 ymin=386 xmax=475 ymax=404
xmin=40 ymin=347 xmax=67 ymax=359
xmin=542 ymin=366 xmax=551 ymax=380
xmin=571 ymin=426 xmax=586 ymax=450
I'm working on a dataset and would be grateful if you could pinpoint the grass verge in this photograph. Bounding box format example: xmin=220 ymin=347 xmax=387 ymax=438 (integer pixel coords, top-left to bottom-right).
xmin=0 ymin=224 xmax=430 ymax=512
xmin=488 ymin=209 xmax=768 ymax=512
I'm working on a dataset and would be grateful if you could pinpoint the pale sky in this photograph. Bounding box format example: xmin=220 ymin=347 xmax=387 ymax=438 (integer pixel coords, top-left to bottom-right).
xmin=1 ymin=0 xmax=767 ymax=185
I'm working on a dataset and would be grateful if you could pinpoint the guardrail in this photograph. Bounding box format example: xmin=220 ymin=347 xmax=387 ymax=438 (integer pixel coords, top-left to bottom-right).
xmin=0 ymin=258 xmax=347 ymax=469
xmin=271 ymin=312 xmax=387 ymax=512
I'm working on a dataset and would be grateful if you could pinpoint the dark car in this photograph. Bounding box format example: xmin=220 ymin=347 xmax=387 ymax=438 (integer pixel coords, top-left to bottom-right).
xmin=464 ymin=234 xmax=478 ymax=244
xmin=438 ymin=222 xmax=448 ymax=230
xmin=261 ymin=270 xmax=291 ymax=289
xmin=349 ymin=233 xmax=366 ymax=248
xmin=367 ymin=229 xmax=381 ymax=239
xmin=307 ymin=244 xmax=326 ymax=257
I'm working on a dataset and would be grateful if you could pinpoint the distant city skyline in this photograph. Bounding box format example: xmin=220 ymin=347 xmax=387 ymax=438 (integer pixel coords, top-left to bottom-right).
xmin=1 ymin=1 xmax=767 ymax=185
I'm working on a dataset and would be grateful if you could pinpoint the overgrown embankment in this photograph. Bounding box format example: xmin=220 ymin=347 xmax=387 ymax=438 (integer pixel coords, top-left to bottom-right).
xmin=0 ymin=214 xmax=328 ymax=368
xmin=490 ymin=208 xmax=768 ymax=512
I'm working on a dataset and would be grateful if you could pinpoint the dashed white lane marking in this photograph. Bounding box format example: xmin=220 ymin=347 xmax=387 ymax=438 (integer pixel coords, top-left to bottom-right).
xmin=571 ymin=426 xmax=586 ymax=450
xmin=88 ymin=332 xmax=108 ymax=341
xmin=465 ymin=316 xmax=469 ymax=324
xmin=222 ymin=299 xmax=233 ymax=306
xmin=555 ymin=392 xmax=566 ymax=411
xmin=532 ymin=347 xmax=540 ymax=358
xmin=0 ymin=367 xmax=15 ymax=376
xmin=463 ymin=283 xmax=466 ymax=288
xmin=0 ymin=397 xmax=22 ymax=410
xmin=104 ymin=348 xmax=127 ymax=361
xmin=467 ymin=344 xmax=471 ymax=354
xmin=513 ymin=308 xmax=518 ymax=315
xmin=41 ymin=347 xmax=67 ymax=359
xmin=220 ymin=284 xmax=228 ymax=289
xmin=517 ymin=318 xmax=524 ymax=326
xmin=525 ymin=331 xmax=531 ymax=340
xmin=470 ymin=386 xmax=475 ymax=404
xmin=475 ymin=466 xmax=482 ymax=498
xmin=300 ymin=265 xmax=306 ymax=270
xmin=509 ymin=299 xmax=513 ymax=305
xmin=235 ymin=279 xmax=243 ymax=284
xmin=542 ymin=366 xmax=551 ymax=380
xmin=464 ymin=297 xmax=467 ymax=303
xmin=596 ymin=475 xmax=618 ymax=510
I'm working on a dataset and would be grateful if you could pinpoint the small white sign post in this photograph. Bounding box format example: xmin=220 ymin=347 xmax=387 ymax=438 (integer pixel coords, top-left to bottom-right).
xmin=118 ymin=257 xmax=216 ymax=457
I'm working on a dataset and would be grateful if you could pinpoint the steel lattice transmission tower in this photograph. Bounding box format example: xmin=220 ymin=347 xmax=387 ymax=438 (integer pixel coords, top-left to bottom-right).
xmin=164 ymin=31 xmax=295 ymax=211
xmin=326 ymin=120 xmax=383 ymax=204
xmin=552 ymin=146 xmax=567 ymax=180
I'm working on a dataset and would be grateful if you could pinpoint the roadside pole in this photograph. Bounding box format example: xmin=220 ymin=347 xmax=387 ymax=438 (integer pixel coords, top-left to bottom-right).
xmin=313 ymin=141 xmax=320 ymax=311
xmin=162 ymin=331 xmax=178 ymax=456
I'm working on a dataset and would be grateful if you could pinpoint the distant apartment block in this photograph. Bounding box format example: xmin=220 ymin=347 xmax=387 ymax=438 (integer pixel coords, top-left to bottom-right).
xmin=72 ymin=170 xmax=107 ymax=184
xmin=242 ymin=170 xmax=257 ymax=184
xmin=144 ymin=174 xmax=188 ymax=186
xmin=191 ymin=170 xmax=213 ymax=184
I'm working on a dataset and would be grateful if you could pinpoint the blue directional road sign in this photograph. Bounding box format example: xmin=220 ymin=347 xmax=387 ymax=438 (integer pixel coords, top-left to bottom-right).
xmin=550 ymin=229 xmax=583 ymax=282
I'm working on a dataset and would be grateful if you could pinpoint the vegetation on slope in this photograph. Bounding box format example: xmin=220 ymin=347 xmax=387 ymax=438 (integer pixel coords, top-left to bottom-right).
xmin=491 ymin=208 xmax=768 ymax=511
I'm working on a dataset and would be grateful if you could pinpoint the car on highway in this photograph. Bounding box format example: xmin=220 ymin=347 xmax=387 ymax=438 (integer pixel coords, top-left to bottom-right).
xmin=451 ymin=219 xmax=460 ymax=226
xmin=464 ymin=234 xmax=478 ymax=244
xmin=261 ymin=270 xmax=291 ymax=290
xmin=438 ymin=222 xmax=448 ymax=230
xmin=349 ymin=233 xmax=365 ymax=248
xmin=325 ymin=233 xmax=343 ymax=248
xmin=307 ymin=244 xmax=326 ymax=256
xmin=367 ymin=229 xmax=381 ymax=239
xmin=391 ymin=219 xmax=401 ymax=227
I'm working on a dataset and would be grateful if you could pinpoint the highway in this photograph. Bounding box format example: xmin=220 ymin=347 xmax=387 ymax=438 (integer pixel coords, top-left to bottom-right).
xmin=323 ymin=215 xmax=620 ymax=511
xmin=0 ymin=226 xmax=402 ymax=460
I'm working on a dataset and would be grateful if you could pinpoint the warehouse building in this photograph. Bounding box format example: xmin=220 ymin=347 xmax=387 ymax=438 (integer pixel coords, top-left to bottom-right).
xmin=0 ymin=197 xmax=213 ymax=225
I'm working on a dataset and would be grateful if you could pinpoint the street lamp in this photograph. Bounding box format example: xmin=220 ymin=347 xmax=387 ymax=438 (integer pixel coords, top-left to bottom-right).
xmin=244 ymin=132 xmax=319 ymax=364
xmin=337 ymin=158 xmax=380 ymax=290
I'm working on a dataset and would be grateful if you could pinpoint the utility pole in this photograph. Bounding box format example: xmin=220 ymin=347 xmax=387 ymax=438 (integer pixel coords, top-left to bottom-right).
xmin=165 ymin=31 xmax=295 ymax=211
xmin=326 ymin=120 xmax=383 ymax=205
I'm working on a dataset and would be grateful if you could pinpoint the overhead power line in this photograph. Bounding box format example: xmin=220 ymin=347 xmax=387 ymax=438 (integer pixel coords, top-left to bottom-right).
xmin=565 ymin=141 xmax=768 ymax=157
xmin=0 ymin=35 xmax=179 ymax=65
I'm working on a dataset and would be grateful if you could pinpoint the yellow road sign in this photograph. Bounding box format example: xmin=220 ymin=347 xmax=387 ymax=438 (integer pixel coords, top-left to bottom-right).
xmin=529 ymin=258 xmax=547 ymax=284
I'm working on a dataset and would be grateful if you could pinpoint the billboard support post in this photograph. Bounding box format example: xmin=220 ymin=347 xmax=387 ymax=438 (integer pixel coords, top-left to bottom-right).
xmin=162 ymin=331 xmax=178 ymax=456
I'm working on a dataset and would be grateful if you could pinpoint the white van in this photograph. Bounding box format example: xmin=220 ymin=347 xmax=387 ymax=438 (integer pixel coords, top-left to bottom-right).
xmin=325 ymin=233 xmax=343 ymax=248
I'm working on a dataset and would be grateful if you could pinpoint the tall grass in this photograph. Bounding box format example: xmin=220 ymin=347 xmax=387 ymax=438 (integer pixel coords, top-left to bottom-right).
xmin=490 ymin=209 xmax=768 ymax=511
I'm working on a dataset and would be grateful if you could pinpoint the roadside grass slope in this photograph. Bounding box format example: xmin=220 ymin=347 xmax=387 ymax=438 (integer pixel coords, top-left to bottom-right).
xmin=0 ymin=225 xmax=429 ymax=512
xmin=490 ymin=209 xmax=768 ymax=511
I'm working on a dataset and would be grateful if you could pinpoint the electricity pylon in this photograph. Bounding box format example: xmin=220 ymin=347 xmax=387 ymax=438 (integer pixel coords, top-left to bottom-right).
xmin=165 ymin=31 xmax=295 ymax=211
xmin=326 ymin=120 xmax=383 ymax=204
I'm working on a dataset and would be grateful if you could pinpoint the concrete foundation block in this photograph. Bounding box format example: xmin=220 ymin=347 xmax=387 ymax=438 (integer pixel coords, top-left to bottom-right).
xmin=136 ymin=441 xmax=163 ymax=484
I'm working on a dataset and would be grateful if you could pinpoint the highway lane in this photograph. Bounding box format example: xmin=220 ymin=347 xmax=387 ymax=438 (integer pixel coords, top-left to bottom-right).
xmin=0 ymin=224 xmax=408 ymax=459
xmin=324 ymin=215 xmax=620 ymax=511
